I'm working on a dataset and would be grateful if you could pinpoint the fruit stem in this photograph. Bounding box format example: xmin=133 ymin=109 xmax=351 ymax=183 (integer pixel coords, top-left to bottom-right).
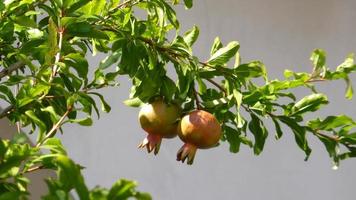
xmin=193 ymin=86 xmax=202 ymax=110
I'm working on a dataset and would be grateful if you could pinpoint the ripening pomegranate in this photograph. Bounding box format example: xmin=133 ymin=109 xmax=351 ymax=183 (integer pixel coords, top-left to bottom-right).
xmin=177 ymin=110 xmax=221 ymax=165
xmin=138 ymin=99 xmax=181 ymax=155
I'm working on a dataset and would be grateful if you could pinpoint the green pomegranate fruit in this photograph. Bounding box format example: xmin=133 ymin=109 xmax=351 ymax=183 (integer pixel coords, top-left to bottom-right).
xmin=177 ymin=110 xmax=221 ymax=165
xmin=138 ymin=99 xmax=181 ymax=155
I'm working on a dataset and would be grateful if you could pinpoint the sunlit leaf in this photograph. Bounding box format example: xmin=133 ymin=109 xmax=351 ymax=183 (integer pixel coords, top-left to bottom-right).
xmin=289 ymin=93 xmax=328 ymax=116
xmin=183 ymin=25 xmax=199 ymax=47
xmin=207 ymin=41 xmax=240 ymax=66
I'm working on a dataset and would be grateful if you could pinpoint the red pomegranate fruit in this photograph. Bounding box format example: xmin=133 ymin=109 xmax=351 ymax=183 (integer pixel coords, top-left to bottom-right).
xmin=177 ymin=110 xmax=221 ymax=165
xmin=138 ymin=99 xmax=181 ymax=155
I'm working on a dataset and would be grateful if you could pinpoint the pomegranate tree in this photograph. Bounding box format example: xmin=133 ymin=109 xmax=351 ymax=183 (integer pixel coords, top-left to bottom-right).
xmin=138 ymin=99 xmax=181 ymax=155
xmin=176 ymin=110 xmax=222 ymax=165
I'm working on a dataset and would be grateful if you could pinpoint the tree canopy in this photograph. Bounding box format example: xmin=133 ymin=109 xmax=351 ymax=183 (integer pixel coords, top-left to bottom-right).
xmin=0 ymin=0 xmax=355 ymax=199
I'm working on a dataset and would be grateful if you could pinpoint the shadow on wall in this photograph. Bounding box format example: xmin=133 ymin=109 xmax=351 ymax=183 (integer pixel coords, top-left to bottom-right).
xmin=0 ymin=108 xmax=56 ymax=200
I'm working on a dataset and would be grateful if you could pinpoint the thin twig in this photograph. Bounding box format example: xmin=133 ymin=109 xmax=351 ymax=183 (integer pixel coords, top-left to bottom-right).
xmin=192 ymin=87 xmax=202 ymax=110
xmin=21 ymin=165 xmax=45 ymax=175
xmin=241 ymin=104 xmax=253 ymax=114
xmin=15 ymin=71 xmax=21 ymax=133
xmin=36 ymin=107 xmax=72 ymax=147
xmin=0 ymin=61 xmax=25 ymax=80
xmin=139 ymin=37 xmax=240 ymax=81
xmin=103 ymin=0 xmax=144 ymax=21
xmin=305 ymin=78 xmax=327 ymax=83
xmin=0 ymin=105 xmax=14 ymax=119
xmin=266 ymin=111 xmax=277 ymax=118
xmin=116 ymin=0 xmax=134 ymax=9
xmin=206 ymin=78 xmax=227 ymax=96
xmin=43 ymin=95 xmax=65 ymax=99
xmin=314 ymin=130 xmax=339 ymax=142
xmin=49 ymin=28 xmax=64 ymax=82
xmin=116 ymin=0 xmax=144 ymax=10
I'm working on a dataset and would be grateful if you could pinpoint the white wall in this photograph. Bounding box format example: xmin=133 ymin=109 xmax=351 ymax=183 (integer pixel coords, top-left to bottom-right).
xmin=4 ymin=1 xmax=356 ymax=199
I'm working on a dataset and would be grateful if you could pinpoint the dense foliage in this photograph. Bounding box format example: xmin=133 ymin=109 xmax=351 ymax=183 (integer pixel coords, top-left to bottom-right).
xmin=0 ymin=0 xmax=355 ymax=199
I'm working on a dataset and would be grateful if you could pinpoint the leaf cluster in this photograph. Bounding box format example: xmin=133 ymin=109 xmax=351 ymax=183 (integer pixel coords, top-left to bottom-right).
xmin=0 ymin=0 xmax=355 ymax=198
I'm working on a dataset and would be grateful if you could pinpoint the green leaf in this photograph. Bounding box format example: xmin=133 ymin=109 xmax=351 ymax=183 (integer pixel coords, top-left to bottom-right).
xmin=210 ymin=37 xmax=223 ymax=56
xmin=162 ymin=1 xmax=179 ymax=29
xmin=308 ymin=115 xmax=355 ymax=131
xmin=69 ymin=116 xmax=93 ymax=126
xmin=310 ymin=49 xmax=326 ymax=75
xmin=0 ymin=142 xmax=34 ymax=177
xmin=90 ymin=0 xmax=106 ymax=15
xmin=45 ymin=17 xmax=58 ymax=66
xmin=30 ymin=83 xmax=51 ymax=97
xmin=41 ymin=106 xmax=61 ymax=122
xmin=42 ymin=138 xmax=67 ymax=155
xmin=0 ymin=140 xmax=6 ymax=158
xmin=66 ymin=22 xmax=108 ymax=39
xmin=345 ymin=76 xmax=353 ymax=99
xmin=64 ymin=53 xmax=89 ymax=80
xmin=339 ymin=148 xmax=356 ymax=161
xmin=0 ymin=2 xmax=4 ymax=11
xmin=161 ymin=76 xmax=177 ymax=100
xmin=272 ymin=118 xmax=283 ymax=140
xmin=90 ymin=92 xmax=112 ymax=113
xmin=107 ymin=179 xmax=151 ymax=200
xmin=248 ymin=114 xmax=268 ymax=155
xmin=171 ymin=0 xmax=180 ymax=5
xmin=290 ymin=93 xmax=328 ymax=116
xmin=11 ymin=132 xmax=29 ymax=144
xmin=336 ymin=53 xmax=356 ymax=73
xmin=56 ymin=155 xmax=89 ymax=200
xmin=132 ymin=70 xmax=162 ymax=101
xmin=242 ymin=90 xmax=263 ymax=105
xmin=233 ymin=89 xmax=242 ymax=108
xmin=233 ymin=51 xmax=241 ymax=68
xmin=66 ymin=0 xmax=91 ymax=13
xmin=207 ymin=41 xmax=240 ymax=66
xmin=0 ymin=85 xmax=15 ymax=103
xmin=90 ymin=187 xmax=109 ymax=200
xmin=27 ymin=28 xmax=44 ymax=39
xmin=171 ymin=36 xmax=191 ymax=56
xmin=99 ymin=51 xmax=121 ymax=70
xmin=196 ymin=77 xmax=207 ymax=95
xmin=63 ymin=0 xmax=75 ymax=8
xmin=176 ymin=68 xmax=193 ymax=99
xmin=223 ymin=126 xmax=241 ymax=153
xmin=340 ymin=133 xmax=356 ymax=144
xmin=13 ymin=16 xmax=37 ymax=28
xmin=316 ymin=133 xmax=338 ymax=163
xmin=234 ymin=61 xmax=267 ymax=80
xmin=183 ymin=0 xmax=193 ymax=9
xmin=0 ymin=192 xmax=23 ymax=200
xmin=183 ymin=26 xmax=199 ymax=47
xmin=77 ymin=93 xmax=99 ymax=117
xmin=66 ymin=93 xmax=79 ymax=108
xmin=108 ymin=180 xmax=136 ymax=199
xmin=25 ymin=110 xmax=47 ymax=143
xmin=232 ymin=89 xmax=245 ymax=128
xmin=279 ymin=116 xmax=311 ymax=159
xmin=124 ymin=97 xmax=144 ymax=107
xmin=119 ymin=41 xmax=145 ymax=77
